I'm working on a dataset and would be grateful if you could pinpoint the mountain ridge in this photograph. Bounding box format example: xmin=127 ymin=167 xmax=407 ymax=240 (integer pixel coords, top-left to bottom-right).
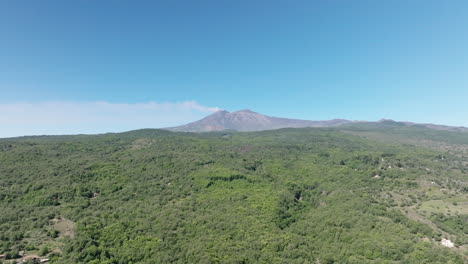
xmin=166 ymin=109 xmax=352 ymax=132
xmin=165 ymin=109 xmax=468 ymax=133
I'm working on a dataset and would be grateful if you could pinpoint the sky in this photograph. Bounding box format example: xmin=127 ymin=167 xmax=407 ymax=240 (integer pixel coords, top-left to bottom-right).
xmin=1 ymin=0 xmax=468 ymax=137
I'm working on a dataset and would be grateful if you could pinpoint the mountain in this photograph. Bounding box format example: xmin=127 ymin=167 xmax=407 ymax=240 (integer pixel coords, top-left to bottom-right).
xmin=349 ymin=119 xmax=468 ymax=133
xmin=166 ymin=110 xmax=468 ymax=133
xmin=166 ymin=109 xmax=352 ymax=132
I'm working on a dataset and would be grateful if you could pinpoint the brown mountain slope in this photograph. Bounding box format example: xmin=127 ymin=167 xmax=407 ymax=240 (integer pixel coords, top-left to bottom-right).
xmin=166 ymin=109 xmax=351 ymax=132
xmin=165 ymin=110 xmax=468 ymax=133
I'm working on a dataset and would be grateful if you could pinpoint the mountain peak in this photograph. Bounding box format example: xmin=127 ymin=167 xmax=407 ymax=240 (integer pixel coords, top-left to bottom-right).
xmin=166 ymin=110 xmax=468 ymax=133
xmin=205 ymin=109 xmax=229 ymax=117
xmin=166 ymin=109 xmax=352 ymax=132
xmin=378 ymin=118 xmax=395 ymax=123
xmin=233 ymin=109 xmax=257 ymax=114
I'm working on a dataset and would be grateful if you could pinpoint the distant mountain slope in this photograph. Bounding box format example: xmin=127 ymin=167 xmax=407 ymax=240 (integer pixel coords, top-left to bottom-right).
xmin=344 ymin=119 xmax=468 ymax=133
xmin=166 ymin=109 xmax=468 ymax=133
xmin=166 ymin=109 xmax=352 ymax=132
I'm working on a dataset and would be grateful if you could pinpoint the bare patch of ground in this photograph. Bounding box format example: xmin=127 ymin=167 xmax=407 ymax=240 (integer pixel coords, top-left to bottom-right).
xmin=51 ymin=216 xmax=75 ymax=239
xmin=419 ymin=199 xmax=468 ymax=215
xmin=131 ymin=138 xmax=155 ymax=150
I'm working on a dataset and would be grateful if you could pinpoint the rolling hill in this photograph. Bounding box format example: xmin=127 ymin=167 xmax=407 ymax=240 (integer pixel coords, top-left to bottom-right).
xmin=0 ymin=123 xmax=467 ymax=263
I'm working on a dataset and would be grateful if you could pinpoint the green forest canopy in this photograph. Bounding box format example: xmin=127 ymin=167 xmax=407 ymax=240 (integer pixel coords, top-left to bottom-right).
xmin=0 ymin=124 xmax=467 ymax=263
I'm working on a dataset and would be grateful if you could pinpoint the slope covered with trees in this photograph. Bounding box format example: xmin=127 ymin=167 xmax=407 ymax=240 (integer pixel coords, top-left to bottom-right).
xmin=0 ymin=125 xmax=467 ymax=263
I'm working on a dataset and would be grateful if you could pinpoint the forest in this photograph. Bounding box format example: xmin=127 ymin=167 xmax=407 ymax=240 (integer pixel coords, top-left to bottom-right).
xmin=0 ymin=123 xmax=467 ymax=263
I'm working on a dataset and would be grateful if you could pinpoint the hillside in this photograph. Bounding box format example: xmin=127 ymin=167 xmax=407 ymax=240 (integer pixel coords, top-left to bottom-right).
xmin=166 ymin=109 xmax=352 ymax=132
xmin=165 ymin=109 xmax=468 ymax=133
xmin=0 ymin=125 xmax=467 ymax=263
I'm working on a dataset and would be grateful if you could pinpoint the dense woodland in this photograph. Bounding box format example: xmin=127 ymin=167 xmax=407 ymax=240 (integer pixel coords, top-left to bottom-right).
xmin=0 ymin=122 xmax=467 ymax=263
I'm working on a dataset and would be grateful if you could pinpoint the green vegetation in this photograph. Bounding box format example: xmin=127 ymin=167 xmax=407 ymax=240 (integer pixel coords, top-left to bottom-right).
xmin=0 ymin=125 xmax=467 ymax=263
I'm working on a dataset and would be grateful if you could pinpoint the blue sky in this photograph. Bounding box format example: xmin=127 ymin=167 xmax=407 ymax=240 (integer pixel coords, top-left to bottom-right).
xmin=1 ymin=0 xmax=468 ymax=137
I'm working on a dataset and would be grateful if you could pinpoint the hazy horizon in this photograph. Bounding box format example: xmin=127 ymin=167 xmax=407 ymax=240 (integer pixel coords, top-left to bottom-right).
xmin=1 ymin=105 xmax=467 ymax=139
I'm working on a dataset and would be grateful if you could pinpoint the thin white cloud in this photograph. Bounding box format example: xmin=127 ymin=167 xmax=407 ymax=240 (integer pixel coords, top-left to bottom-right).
xmin=0 ymin=101 xmax=220 ymax=138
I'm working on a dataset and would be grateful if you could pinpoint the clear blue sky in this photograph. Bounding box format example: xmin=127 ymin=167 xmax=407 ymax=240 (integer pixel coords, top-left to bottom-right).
xmin=1 ymin=0 xmax=468 ymax=137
